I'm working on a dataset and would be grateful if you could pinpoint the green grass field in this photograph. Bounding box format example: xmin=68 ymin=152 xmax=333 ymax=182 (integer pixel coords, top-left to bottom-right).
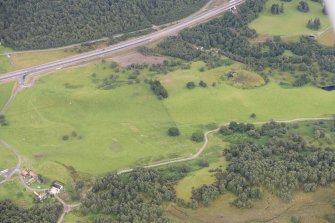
xmin=0 ymin=144 xmax=17 ymax=170
xmin=0 ymin=178 xmax=34 ymax=207
xmin=0 ymin=82 xmax=14 ymax=110
xmin=0 ymin=61 xmax=334 ymax=185
xmin=249 ymin=0 xmax=330 ymax=36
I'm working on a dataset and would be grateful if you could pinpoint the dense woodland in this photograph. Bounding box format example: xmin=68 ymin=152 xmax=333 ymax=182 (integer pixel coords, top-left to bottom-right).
xmin=189 ymin=120 xmax=335 ymax=208
xmin=0 ymin=0 xmax=208 ymax=49
xmin=81 ymin=169 xmax=175 ymax=223
xmin=0 ymin=200 xmax=62 ymax=223
xmin=156 ymin=0 xmax=335 ymax=87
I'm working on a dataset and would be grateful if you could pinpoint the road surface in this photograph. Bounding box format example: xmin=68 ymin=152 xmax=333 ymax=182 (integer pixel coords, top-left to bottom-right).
xmin=0 ymin=0 xmax=244 ymax=82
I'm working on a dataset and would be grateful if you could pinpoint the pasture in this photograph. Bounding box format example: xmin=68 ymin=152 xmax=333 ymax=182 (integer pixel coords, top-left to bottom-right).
xmin=0 ymin=82 xmax=14 ymax=110
xmin=0 ymin=61 xmax=334 ymax=185
xmin=249 ymin=0 xmax=329 ymax=36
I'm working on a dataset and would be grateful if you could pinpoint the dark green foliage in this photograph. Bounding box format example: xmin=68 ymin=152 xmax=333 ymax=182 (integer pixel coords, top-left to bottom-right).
xmin=307 ymin=18 xmax=321 ymax=30
xmin=149 ymin=80 xmax=168 ymax=99
xmin=0 ymin=0 xmax=208 ymax=50
xmin=168 ymin=127 xmax=180 ymax=137
xmin=199 ymin=80 xmax=207 ymax=88
xmin=220 ymin=122 xmax=255 ymax=135
xmin=271 ymin=3 xmax=284 ymax=14
xmin=191 ymin=131 xmax=204 ymax=142
xmin=217 ymin=122 xmax=335 ymax=208
xmin=0 ymin=114 xmax=8 ymax=126
xmin=191 ymin=185 xmax=220 ymax=207
xmin=297 ymin=1 xmax=309 ymax=12
xmin=0 ymin=200 xmax=62 ymax=223
xmin=81 ymin=169 xmax=175 ymax=223
xmin=250 ymin=113 xmax=257 ymax=119
xmin=158 ymin=37 xmax=201 ymax=61
xmin=186 ymin=81 xmax=196 ymax=89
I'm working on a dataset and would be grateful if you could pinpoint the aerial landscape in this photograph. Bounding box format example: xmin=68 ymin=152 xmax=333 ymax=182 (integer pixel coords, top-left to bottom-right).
xmin=0 ymin=0 xmax=335 ymax=222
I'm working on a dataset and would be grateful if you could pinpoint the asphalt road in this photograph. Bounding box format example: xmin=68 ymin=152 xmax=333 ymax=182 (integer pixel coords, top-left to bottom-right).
xmin=0 ymin=0 xmax=244 ymax=82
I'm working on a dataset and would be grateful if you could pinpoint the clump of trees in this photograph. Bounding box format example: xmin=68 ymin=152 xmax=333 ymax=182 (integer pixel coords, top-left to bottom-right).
xmin=149 ymin=80 xmax=168 ymax=99
xmin=81 ymin=169 xmax=175 ymax=223
xmin=307 ymin=18 xmax=321 ymax=30
xmin=191 ymin=131 xmax=204 ymax=142
xmin=298 ymin=1 xmax=309 ymax=12
xmin=168 ymin=127 xmax=180 ymax=137
xmin=0 ymin=200 xmax=62 ymax=223
xmin=271 ymin=4 xmax=284 ymax=14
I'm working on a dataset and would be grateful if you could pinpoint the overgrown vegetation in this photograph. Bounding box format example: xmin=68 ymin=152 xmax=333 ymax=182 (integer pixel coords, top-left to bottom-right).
xmin=188 ymin=120 xmax=335 ymax=208
xmin=0 ymin=0 xmax=208 ymax=49
xmin=81 ymin=169 xmax=175 ymax=223
xmin=0 ymin=200 xmax=62 ymax=223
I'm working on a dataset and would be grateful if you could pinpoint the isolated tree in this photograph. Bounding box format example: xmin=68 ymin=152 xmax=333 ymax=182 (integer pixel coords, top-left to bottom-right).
xmin=168 ymin=127 xmax=180 ymax=137
xmin=199 ymin=80 xmax=207 ymax=88
xmin=297 ymin=1 xmax=309 ymax=12
xmin=186 ymin=81 xmax=196 ymax=89
xmin=250 ymin=113 xmax=257 ymax=119
xmin=191 ymin=131 xmax=204 ymax=142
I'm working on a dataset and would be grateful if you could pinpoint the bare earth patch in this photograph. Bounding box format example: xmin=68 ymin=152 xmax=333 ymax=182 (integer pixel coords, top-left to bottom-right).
xmin=109 ymin=51 xmax=166 ymax=67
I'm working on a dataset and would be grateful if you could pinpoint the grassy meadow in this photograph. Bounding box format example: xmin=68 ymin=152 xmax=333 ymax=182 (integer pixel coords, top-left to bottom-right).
xmin=249 ymin=0 xmax=329 ymax=36
xmin=0 ymin=81 xmax=14 ymax=110
xmin=0 ymin=144 xmax=17 ymax=170
xmin=0 ymin=60 xmax=334 ymax=186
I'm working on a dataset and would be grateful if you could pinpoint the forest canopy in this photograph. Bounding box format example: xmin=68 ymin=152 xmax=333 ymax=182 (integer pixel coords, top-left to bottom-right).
xmin=0 ymin=0 xmax=208 ymax=50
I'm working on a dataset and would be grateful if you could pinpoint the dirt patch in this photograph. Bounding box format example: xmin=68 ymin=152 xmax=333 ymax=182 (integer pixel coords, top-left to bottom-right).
xmin=110 ymin=51 xmax=166 ymax=67
xmin=228 ymin=70 xmax=265 ymax=88
xmin=33 ymin=154 xmax=47 ymax=160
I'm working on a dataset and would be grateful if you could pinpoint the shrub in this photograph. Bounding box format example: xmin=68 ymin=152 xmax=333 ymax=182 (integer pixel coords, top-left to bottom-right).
xmin=186 ymin=81 xmax=196 ymax=89
xmin=191 ymin=131 xmax=204 ymax=142
xmin=168 ymin=127 xmax=180 ymax=137
xmin=199 ymin=80 xmax=207 ymax=88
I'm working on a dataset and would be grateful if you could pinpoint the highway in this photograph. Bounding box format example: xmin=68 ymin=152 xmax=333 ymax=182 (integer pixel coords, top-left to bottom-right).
xmin=0 ymin=0 xmax=244 ymax=82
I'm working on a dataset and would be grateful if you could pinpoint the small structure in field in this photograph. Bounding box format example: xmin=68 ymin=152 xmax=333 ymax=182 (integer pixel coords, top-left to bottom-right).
xmin=21 ymin=169 xmax=38 ymax=185
xmin=34 ymin=191 xmax=48 ymax=201
xmin=49 ymin=182 xmax=64 ymax=195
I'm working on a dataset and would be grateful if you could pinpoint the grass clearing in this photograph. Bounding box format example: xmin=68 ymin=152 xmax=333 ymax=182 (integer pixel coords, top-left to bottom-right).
xmin=166 ymin=184 xmax=335 ymax=223
xmin=249 ymin=0 xmax=329 ymax=36
xmin=8 ymin=50 xmax=77 ymax=72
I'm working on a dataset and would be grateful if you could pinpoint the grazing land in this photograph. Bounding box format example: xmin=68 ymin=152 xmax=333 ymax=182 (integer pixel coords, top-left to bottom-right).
xmin=0 ymin=144 xmax=17 ymax=170
xmin=318 ymin=29 xmax=335 ymax=46
xmin=249 ymin=0 xmax=329 ymax=36
xmin=0 ymin=60 xmax=334 ymax=186
xmin=0 ymin=82 xmax=14 ymax=110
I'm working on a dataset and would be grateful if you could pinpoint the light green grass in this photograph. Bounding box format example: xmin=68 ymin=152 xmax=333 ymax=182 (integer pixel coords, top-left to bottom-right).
xmin=0 ymin=82 xmax=14 ymax=110
xmin=0 ymin=145 xmax=17 ymax=170
xmin=1 ymin=61 xmax=335 ymax=185
xmin=249 ymin=0 xmax=330 ymax=36
xmin=0 ymin=178 xmax=34 ymax=207
xmin=0 ymin=64 xmax=198 ymax=183
xmin=0 ymin=55 xmax=11 ymax=73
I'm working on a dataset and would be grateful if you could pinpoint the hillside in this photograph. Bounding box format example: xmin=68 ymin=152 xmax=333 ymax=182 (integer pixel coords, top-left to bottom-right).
xmin=0 ymin=0 xmax=208 ymax=50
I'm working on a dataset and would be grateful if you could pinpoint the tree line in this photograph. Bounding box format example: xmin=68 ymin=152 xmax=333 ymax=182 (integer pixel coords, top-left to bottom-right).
xmin=0 ymin=0 xmax=208 ymax=50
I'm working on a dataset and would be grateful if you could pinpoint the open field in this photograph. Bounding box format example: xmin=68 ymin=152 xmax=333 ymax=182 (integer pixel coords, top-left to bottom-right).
xmin=249 ymin=0 xmax=330 ymax=37
xmin=0 ymin=144 xmax=17 ymax=170
xmin=0 ymin=81 xmax=14 ymax=110
xmin=166 ymin=184 xmax=335 ymax=223
xmin=0 ymin=178 xmax=34 ymax=207
xmin=0 ymin=61 xmax=334 ymax=185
